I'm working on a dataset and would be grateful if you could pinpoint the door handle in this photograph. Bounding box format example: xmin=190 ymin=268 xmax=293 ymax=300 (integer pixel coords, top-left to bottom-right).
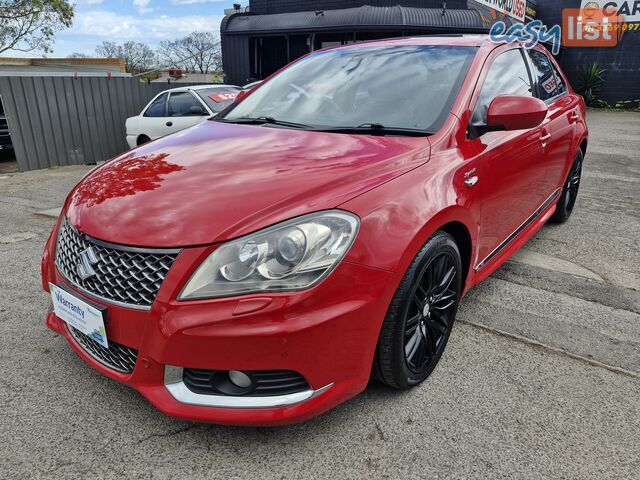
xmin=540 ymin=131 xmax=552 ymax=147
xmin=569 ymin=112 xmax=580 ymax=123
xmin=166 ymin=121 xmax=173 ymax=127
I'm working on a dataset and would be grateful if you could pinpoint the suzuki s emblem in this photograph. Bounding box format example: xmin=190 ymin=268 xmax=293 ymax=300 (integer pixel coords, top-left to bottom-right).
xmin=77 ymin=247 xmax=99 ymax=280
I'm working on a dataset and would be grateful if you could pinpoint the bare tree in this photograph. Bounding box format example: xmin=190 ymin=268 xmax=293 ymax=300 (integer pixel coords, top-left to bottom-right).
xmin=0 ymin=0 xmax=74 ymax=54
xmin=95 ymin=40 xmax=157 ymax=74
xmin=157 ymin=31 xmax=221 ymax=74
xmin=67 ymin=52 xmax=89 ymax=58
xmin=94 ymin=41 xmax=118 ymax=58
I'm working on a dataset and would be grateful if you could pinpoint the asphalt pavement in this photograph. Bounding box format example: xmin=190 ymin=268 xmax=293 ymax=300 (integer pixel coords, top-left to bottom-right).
xmin=0 ymin=110 xmax=638 ymax=479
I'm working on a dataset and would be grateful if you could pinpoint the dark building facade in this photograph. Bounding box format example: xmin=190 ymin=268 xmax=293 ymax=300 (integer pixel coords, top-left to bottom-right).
xmin=534 ymin=0 xmax=640 ymax=104
xmin=221 ymin=1 xmax=639 ymax=103
xmin=221 ymin=0 xmax=529 ymax=84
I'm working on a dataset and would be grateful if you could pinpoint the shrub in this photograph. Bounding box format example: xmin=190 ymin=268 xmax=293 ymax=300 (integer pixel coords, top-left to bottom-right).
xmin=575 ymin=62 xmax=607 ymax=107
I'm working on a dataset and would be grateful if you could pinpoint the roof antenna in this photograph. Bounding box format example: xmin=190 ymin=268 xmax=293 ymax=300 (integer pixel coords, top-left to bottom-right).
xmin=441 ymin=1 xmax=447 ymax=16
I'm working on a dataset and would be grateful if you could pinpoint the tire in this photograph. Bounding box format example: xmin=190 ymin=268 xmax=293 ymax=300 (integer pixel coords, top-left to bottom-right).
xmin=550 ymin=149 xmax=584 ymax=224
xmin=373 ymin=231 xmax=462 ymax=390
xmin=137 ymin=135 xmax=151 ymax=146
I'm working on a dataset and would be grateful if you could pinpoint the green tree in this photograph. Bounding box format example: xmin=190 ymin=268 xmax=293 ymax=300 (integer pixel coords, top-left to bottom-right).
xmin=0 ymin=0 xmax=74 ymax=54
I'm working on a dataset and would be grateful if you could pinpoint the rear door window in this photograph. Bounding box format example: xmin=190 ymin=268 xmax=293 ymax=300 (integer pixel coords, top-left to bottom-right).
xmin=528 ymin=50 xmax=565 ymax=101
xmin=472 ymin=49 xmax=533 ymax=125
xmin=551 ymin=62 xmax=567 ymax=96
xmin=144 ymin=93 xmax=168 ymax=117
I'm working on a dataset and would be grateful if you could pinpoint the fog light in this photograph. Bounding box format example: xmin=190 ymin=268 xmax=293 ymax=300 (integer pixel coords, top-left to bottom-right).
xmin=228 ymin=370 xmax=252 ymax=388
xmin=209 ymin=369 xmax=256 ymax=395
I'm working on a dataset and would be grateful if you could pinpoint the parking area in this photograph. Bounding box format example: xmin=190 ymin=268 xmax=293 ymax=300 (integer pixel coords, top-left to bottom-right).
xmin=0 ymin=109 xmax=638 ymax=479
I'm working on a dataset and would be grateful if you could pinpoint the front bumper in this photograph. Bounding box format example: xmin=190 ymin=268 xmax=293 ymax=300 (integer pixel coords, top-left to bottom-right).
xmin=163 ymin=365 xmax=334 ymax=409
xmin=42 ymin=227 xmax=398 ymax=425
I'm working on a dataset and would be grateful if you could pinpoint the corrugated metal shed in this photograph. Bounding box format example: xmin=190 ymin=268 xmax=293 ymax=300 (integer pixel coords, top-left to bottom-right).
xmin=0 ymin=76 xmax=210 ymax=171
xmin=222 ymin=5 xmax=512 ymax=34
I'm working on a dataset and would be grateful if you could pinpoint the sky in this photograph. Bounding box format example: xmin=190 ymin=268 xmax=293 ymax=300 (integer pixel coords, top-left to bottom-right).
xmin=5 ymin=0 xmax=246 ymax=58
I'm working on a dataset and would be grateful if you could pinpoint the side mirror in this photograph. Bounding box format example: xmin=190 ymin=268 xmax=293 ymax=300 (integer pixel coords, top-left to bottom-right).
xmin=189 ymin=105 xmax=207 ymax=116
xmin=471 ymin=95 xmax=548 ymax=138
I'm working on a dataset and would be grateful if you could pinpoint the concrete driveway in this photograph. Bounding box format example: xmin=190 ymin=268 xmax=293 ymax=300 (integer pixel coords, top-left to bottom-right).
xmin=0 ymin=110 xmax=638 ymax=479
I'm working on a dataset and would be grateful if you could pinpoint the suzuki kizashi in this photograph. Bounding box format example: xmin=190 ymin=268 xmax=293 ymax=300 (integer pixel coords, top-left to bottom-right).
xmin=42 ymin=36 xmax=587 ymax=426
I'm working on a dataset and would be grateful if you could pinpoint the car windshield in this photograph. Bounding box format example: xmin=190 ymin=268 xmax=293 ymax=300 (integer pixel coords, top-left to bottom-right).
xmin=218 ymin=45 xmax=476 ymax=134
xmin=196 ymin=88 xmax=241 ymax=113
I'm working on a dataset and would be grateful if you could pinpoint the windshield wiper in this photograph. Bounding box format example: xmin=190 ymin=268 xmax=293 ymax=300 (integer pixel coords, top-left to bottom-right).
xmin=216 ymin=116 xmax=311 ymax=129
xmin=216 ymin=118 xmax=431 ymax=136
xmin=316 ymin=123 xmax=431 ymax=137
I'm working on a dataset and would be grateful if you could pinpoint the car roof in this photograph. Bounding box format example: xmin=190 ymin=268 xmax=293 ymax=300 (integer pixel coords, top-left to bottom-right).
xmin=331 ymin=35 xmax=491 ymax=49
xmin=188 ymin=84 xmax=240 ymax=91
xmin=161 ymin=84 xmax=240 ymax=94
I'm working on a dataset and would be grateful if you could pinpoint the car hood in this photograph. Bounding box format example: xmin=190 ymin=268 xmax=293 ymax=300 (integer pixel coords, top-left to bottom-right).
xmin=66 ymin=120 xmax=430 ymax=247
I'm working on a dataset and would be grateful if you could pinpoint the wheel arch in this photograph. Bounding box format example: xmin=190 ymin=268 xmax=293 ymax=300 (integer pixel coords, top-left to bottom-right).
xmin=579 ymin=137 xmax=588 ymax=157
xmin=341 ymin=167 xmax=478 ymax=291
xmin=137 ymin=134 xmax=151 ymax=146
xmin=371 ymin=214 xmax=474 ymax=389
xmin=439 ymin=221 xmax=473 ymax=289
xmin=394 ymin=206 xmax=476 ymax=291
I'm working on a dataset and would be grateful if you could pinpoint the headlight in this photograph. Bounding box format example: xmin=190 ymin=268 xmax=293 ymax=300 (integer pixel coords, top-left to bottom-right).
xmin=179 ymin=210 xmax=359 ymax=299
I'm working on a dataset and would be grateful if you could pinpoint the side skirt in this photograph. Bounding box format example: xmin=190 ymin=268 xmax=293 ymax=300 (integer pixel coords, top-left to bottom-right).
xmin=469 ymin=188 xmax=562 ymax=287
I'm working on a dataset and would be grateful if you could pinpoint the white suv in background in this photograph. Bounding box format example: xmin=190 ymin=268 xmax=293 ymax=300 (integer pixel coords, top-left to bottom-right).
xmin=125 ymin=84 xmax=240 ymax=148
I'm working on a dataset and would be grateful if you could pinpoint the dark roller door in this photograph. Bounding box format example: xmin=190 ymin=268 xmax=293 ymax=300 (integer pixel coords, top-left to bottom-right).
xmin=261 ymin=36 xmax=288 ymax=78
xmin=289 ymin=35 xmax=309 ymax=62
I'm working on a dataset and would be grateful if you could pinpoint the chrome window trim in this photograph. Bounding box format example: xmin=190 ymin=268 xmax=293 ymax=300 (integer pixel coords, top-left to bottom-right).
xmin=475 ymin=188 xmax=562 ymax=271
xmin=164 ymin=366 xmax=333 ymax=409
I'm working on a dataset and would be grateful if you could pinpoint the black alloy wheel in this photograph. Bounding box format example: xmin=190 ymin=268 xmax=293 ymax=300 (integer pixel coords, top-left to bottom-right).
xmin=374 ymin=231 xmax=462 ymax=389
xmin=404 ymin=253 xmax=458 ymax=374
xmin=551 ymin=149 xmax=584 ymax=223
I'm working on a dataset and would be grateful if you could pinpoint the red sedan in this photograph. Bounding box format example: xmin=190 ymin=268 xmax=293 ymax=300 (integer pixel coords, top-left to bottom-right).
xmin=42 ymin=36 xmax=587 ymax=426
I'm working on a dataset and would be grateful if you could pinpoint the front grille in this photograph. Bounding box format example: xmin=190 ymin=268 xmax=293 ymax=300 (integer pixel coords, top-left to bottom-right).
xmin=55 ymin=218 xmax=180 ymax=309
xmin=68 ymin=326 xmax=138 ymax=374
xmin=183 ymin=369 xmax=311 ymax=397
